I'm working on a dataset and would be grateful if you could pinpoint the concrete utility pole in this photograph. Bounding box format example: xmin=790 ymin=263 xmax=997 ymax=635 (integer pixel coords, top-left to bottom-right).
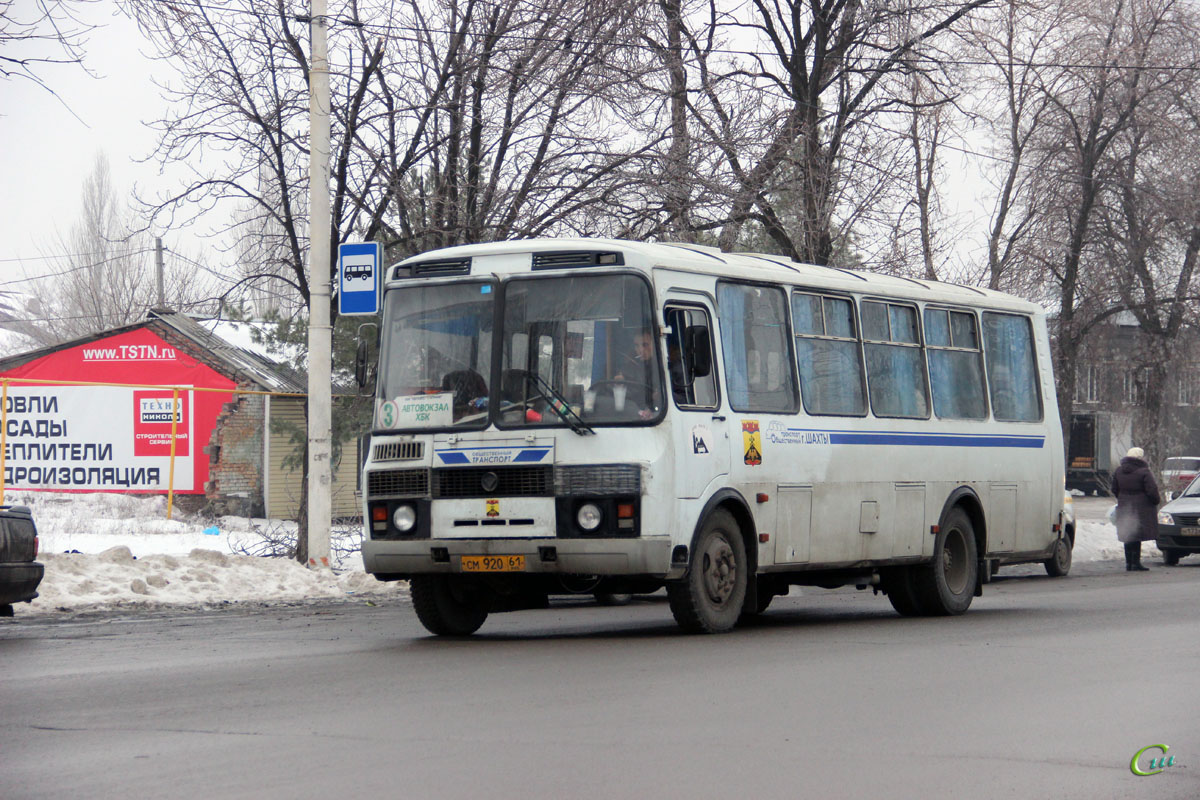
xmin=306 ymin=0 xmax=333 ymax=568
xmin=155 ymin=237 xmax=165 ymax=307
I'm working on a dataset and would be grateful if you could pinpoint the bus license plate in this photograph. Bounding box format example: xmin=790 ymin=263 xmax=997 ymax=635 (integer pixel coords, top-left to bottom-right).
xmin=461 ymin=555 xmax=525 ymax=572
xmin=1180 ymin=527 xmax=1200 ymax=536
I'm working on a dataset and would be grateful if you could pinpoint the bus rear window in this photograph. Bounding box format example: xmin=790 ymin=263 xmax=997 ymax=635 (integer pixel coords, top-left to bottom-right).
xmin=983 ymin=312 xmax=1042 ymax=422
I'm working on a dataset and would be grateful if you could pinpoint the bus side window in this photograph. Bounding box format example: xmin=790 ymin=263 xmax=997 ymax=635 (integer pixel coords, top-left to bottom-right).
xmin=983 ymin=312 xmax=1043 ymax=422
xmin=717 ymin=282 xmax=798 ymax=413
xmin=924 ymin=307 xmax=987 ymax=420
xmin=862 ymin=300 xmax=930 ymax=419
xmin=665 ymin=306 xmax=718 ymax=409
xmin=791 ymin=291 xmax=867 ymax=416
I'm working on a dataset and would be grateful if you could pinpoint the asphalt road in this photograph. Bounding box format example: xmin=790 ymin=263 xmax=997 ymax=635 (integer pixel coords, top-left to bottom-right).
xmin=3 ymin=561 xmax=1199 ymax=800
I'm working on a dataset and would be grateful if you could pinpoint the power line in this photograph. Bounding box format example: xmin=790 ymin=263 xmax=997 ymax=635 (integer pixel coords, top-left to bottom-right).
xmin=0 ymin=247 xmax=155 ymax=264
xmin=0 ymin=249 xmax=158 ymax=288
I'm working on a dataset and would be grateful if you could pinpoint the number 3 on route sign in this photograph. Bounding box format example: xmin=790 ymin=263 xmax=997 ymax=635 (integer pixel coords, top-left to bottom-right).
xmin=338 ymin=242 xmax=382 ymax=316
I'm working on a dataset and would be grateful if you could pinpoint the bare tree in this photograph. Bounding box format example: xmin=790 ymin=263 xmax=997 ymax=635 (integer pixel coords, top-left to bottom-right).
xmin=961 ymin=0 xmax=1064 ymax=292
xmin=0 ymin=0 xmax=95 ymax=94
xmin=1014 ymin=0 xmax=1195 ymax=444
xmin=652 ymin=0 xmax=994 ymax=265
xmin=5 ymin=154 xmax=214 ymax=347
xmin=883 ymin=14 xmax=972 ymax=282
xmin=364 ymin=0 xmax=660 ymax=254
xmin=1093 ymin=7 xmax=1200 ymax=462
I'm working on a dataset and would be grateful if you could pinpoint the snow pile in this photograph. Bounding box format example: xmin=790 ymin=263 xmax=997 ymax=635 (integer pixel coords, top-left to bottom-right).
xmin=7 ymin=491 xmax=404 ymax=614
xmin=36 ymin=546 xmax=401 ymax=611
xmin=1072 ymin=518 xmax=1158 ymax=562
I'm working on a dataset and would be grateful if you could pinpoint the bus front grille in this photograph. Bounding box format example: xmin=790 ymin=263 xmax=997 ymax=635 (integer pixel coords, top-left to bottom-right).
xmin=555 ymin=464 xmax=642 ymax=496
xmin=373 ymin=441 xmax=424 ymax=462
xmin=367 ymin=468 xmax=430 ymax=497
xmin=433 ymin=466 xmax=552 ymax=498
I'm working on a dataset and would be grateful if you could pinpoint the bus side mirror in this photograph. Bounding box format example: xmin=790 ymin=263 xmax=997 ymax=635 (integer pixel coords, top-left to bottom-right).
xmin=685 ymin=326 xmax=712 ymax=378
xmin=354 ymin=322 xmax=378 ymax=391
xmin=355 ymin=339 xmax=369 ymax=388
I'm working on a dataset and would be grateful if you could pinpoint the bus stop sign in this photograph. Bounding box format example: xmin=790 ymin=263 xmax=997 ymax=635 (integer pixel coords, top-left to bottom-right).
xmin=338 ymin=242 xmax=381 ymax=316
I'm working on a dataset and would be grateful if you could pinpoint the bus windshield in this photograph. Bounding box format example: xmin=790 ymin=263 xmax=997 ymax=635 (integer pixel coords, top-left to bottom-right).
xmin=498 ymin=273 xmax=662 ymax=428
xmin=375 ymin=273 xmax=663 ymax=431
xmin=376 ymin=280 xmax=495 ymax=430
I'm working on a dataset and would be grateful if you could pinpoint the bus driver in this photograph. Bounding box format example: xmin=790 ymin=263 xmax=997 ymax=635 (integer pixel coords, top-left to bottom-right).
xmin=613 ymin=328 xmax=660 ymax=419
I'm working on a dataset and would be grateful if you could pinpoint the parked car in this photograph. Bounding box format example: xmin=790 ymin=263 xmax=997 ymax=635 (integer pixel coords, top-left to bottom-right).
xmin=1162 ymin=457 xmax=1200 ymax=500
xmin=1157 ymin=476 xmax=1200 ymax=565
xmin=0 ymin=505 xmax=43 ymax=616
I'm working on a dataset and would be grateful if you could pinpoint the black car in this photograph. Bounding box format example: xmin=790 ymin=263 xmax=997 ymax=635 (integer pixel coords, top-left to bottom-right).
xmin=1157 ymin=478 xmax=1200 ymax=565
xmin=0 ymin=505 xmax=44 ymax=616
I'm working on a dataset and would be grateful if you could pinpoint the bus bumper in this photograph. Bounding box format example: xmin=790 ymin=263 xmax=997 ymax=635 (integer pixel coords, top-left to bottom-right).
xmin=362 ymin=536 xmax=674 ymax=577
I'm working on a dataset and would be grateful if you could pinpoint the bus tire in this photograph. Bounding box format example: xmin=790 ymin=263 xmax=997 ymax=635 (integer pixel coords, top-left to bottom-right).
xmin=911 ymin=507 xmax=977 ymax=616
xmin=410 ymin=575 xmax=489 ymax=636
xmin=1043 ymin=535 xmax=1072 ymax=577
xmin=594 ymin=592 xmax=633 ymax=606
xmin=1162 ymin=549 xmax=1182 ymax=566
xmin=754 ymin=587 xmax=775 ymax=615
xmin=668 ymin=509 xmax=747 ymax=633
xmin=882 ymin=567 xmax=926 ymax=616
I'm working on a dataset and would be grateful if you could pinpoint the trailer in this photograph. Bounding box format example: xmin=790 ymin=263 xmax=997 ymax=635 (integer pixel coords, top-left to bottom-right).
xmin=1066 ymin=410 xmax=1132 ymax=495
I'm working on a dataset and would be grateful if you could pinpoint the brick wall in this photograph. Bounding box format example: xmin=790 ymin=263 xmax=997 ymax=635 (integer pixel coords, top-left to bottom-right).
xmin=205 ymin=390 xmax=266 ymax=517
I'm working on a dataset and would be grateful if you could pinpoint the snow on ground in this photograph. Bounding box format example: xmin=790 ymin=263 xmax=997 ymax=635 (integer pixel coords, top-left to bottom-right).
xmin=4 ymin=491 xmax=1137 ymax=616
xmin=1074 ymin=520 xmax=1159 ymax=562
xmin=6 ymin=491 xmax=405 ymax=614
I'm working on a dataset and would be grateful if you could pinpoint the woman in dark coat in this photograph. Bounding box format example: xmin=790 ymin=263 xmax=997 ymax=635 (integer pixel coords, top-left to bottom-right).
xmin=1111 ymin=447 xmax=1161 ymax=572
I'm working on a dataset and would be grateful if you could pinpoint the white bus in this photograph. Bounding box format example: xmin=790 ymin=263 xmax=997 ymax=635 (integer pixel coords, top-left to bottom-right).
xmin=359 ymin=239 xmax=1067 ymax=635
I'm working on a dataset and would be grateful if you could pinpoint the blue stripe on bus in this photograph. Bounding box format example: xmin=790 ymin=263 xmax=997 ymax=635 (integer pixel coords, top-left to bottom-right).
xmin=512 ymin=448 xmax=551 ymax=462
xmin=437 ymin=451 xmax=471 ymax=464
xmin=787 ymin=429 xmax=1045 ymax=448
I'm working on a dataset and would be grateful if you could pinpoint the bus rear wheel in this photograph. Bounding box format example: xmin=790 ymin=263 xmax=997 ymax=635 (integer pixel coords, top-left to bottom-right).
xmin=668 ymin=510 xmax=747 ymax=633
xmin=882 ymin=567 xmax=926 ymax=616
xmin=1043 ymin=535 xmax=1072 ymax=577
xmin=911 ymin=508 xmax=978 ymax=616
xmin=411 ymin=575 xmax=490 ymax=636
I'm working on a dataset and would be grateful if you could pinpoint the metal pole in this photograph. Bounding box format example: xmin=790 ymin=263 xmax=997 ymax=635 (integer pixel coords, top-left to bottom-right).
xmin=167 ymin=387 xmax=179 ymax=520
xmin=306 ymin=0 xmax=333 ymax=569
xmin=155 ymin=237 xmax=165 ymax=307
xmin=0 ymin=379 xmax=8 ymax=505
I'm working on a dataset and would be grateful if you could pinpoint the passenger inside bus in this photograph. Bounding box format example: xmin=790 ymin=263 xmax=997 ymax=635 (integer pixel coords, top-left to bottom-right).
xmin=441 ymin=369 xmax=488 ymax=414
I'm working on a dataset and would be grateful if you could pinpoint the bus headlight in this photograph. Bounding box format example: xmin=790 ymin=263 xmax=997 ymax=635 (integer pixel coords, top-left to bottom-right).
xmin=393 ymin=504 xmax=417 ymax=532
xmin=1158 ymin=511 xmax=1175 ymax=525
xmin=576 ymin=503 xmax=603 ymax=531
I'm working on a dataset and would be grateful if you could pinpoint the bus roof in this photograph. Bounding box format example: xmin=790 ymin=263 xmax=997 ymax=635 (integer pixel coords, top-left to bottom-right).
xmin=390 ymin=238 xmax=1044 ymax=315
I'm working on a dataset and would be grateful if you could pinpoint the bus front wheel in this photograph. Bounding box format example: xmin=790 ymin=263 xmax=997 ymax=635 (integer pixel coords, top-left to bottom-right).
xmin=911 ymin=508 xmax=978 ymax=616
xmin=668 ymin=510 xmax=747 ymax=633
xmin=411 ymin=575 xmax=490 ymax=636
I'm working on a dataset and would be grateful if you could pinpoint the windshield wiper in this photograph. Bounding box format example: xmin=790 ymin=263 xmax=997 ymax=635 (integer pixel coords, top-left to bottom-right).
xmin=520 ymin=370 xmax=594 ymax=435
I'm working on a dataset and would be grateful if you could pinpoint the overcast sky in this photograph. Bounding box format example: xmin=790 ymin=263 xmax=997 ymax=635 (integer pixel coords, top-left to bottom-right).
xmin=0 ymin=5 xmax=176 ymax=280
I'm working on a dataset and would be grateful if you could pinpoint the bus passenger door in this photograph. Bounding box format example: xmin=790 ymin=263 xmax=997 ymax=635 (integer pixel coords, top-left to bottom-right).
xmin=664 ymin=302 xmax=728 ymax=499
